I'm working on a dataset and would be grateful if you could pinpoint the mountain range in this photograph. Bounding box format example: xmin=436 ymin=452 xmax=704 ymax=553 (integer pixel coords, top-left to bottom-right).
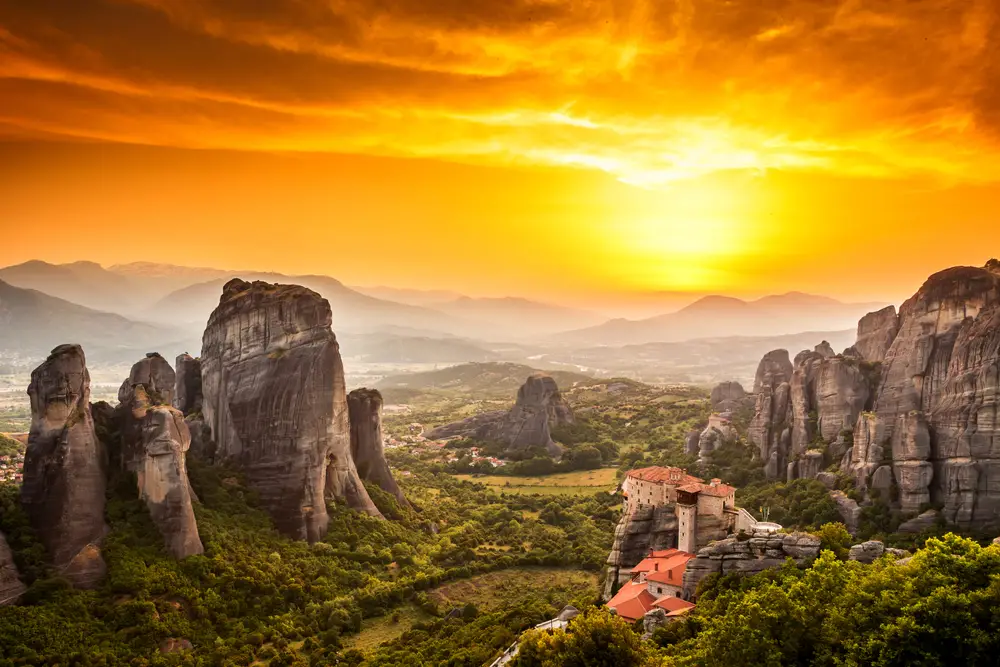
xmin=0 ymin=260 xmax=887 ymax=377
xmin=562 ymin=292 xmax=886 ymax=345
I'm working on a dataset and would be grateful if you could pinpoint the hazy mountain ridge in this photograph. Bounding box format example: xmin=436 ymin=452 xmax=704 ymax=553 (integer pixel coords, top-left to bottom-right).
xmin=376 ymin=362 xmax=593 ymax=399
xmin=562 ymin=291 xmax=887 ymax=345
xmin=0 ymin=278 xmax=195 ymax=363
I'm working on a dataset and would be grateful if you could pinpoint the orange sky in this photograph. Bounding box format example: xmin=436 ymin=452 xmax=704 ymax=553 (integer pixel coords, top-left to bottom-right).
xmin=1 ymin=0 xmax=999 ymax=313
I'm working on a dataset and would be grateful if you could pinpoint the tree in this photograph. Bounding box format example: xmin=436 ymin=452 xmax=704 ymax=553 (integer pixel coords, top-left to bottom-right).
xmin=512 ymin=608 xmax=647 ymax=667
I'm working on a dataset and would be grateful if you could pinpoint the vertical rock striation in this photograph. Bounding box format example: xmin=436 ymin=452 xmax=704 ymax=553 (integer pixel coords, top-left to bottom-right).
xmin=201 ymin=279 xmax=379 ymax=540
xmin=855 ymin=306 xmax=900 ymax=364
xmin=21 ymin=344 xmax=107 ymax=588
xmin=347 ymin=388 xmax=408 ymax=507
xmin=119 ymin=355 xmax=203 ymax=559
xmin=748 ymin=349 xmax=793 ymax=479
xmin=0 ymin=532 xmax=26 ymax=605
xmin=173 ymin=353 xmax=202 ymax=416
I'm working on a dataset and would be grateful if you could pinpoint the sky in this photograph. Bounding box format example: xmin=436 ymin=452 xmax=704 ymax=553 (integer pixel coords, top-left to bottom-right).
xmin=1 ymin=0 xmax=999 ymax=314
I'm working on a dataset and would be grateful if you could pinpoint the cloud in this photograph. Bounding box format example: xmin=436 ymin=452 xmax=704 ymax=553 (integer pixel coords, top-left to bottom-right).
xmin=1 ymin=0 xmax=999 ymax=186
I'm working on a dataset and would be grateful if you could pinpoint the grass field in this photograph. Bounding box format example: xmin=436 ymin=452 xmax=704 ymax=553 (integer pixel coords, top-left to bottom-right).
xmin=453 ymin=468 xmax=619 ymax=496
xmin=342 ymin=567 xmax=598 ymax=653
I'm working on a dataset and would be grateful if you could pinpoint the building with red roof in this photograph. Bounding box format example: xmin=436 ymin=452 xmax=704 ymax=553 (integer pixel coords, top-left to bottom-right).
xmin=607 ymin=548 xmax=697 ymax=621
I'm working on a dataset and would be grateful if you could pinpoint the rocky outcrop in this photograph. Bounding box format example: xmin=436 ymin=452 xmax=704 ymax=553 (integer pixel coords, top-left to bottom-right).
xmin=897 ymin=509 xmax=941 ymax=534
xmin=173 ymin=353 xmax=202 ymax=415
xmin=847 ymin=264 xmax=1000 ymax=527
xmin=477 ymin=374 xmax=574 ymax=456
xmin=829 ymin=490 xmax=861 ymax=535
xmin=710 ymin=381 xmax=747 ymax=412
xmin=119 ymin=352 xmax=175 ymax=407
xmin=428 ymin=374 xmax=574 ymax=457
xmin=0 ymin=532 xmax=26 ymax=605
xmin=201 ymin=279 xmax=379 ymax=540
xmin=748 ymin=350 xmax=793 ymax=479
xmin=681 ymin=530 xmax=821 ymax=599
xmin=347 ymin=388 xmax=408 ymax=507
xmin=855 ymin=306 xmax=899 ymax=363
xmin=602 ymin=505 xmax=679 ymax=598
xmin=119 ymin=355 xmax=203 ymax=559
xmin=787 ymin=449 xmax=824 ymax=481
xmin=684 ymin=430 xmax=700 ymax=456
xmin=848 ymin=540 xmax=886 ymax=563
xmin=21 ymin=344 xmax=107 ymax=588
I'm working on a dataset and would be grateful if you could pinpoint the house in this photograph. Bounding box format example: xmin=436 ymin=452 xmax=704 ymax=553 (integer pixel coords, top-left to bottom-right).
xmin=607 ymin=549 xmax=697 ymax=621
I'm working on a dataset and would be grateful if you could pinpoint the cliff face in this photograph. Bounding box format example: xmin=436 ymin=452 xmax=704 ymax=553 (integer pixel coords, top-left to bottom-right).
xmin=347 ymin=388 xmax=408 ymax=507
xmin=201 ymin=279 xmax=378 ymax=540
xmin=21 ymin=344 xmax=107 ymax=588
xmin=119 ymin=354 xmax=203 ymax=559
xmin=173 ymin=353 xmax=202 ymax=416
xmin=476 ymin=373 xmax=575 ymax=456
xmin=748 ymin=349 xmax=793 ymax=479
xmin=848 ymin=264 xmax=1000 ymax=525
xmin=0 ymin=532 xmax=26 ymax=605
xmin=855 ymin=306 xmax=899 ymax=363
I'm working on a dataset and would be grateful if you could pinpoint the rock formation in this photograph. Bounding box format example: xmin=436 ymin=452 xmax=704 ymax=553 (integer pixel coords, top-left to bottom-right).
xmin=748 ymin=349 xmax=793 ymax=479
xmin=347 ymin=388 xmax=408 ymax=507
xmin=21 ymin=344 xmax=107 ymax=588
xmin=684 ymin=430 xmax=700 ymax=456
xmin=710 ymin=381 xmax=747 ymax=412
xmin=201 ymin=279 xmax=379 ymax=540
xmin=0 ymin=532 xmax=26 ymax=605
xmin=848 ymin=540 xmax=886 ymax=563
xmin=847 ymin=263 xmax=1000 ymax=527
xmin=427 ymin=373 xmax=574 ymax=457
xmin=681 ymin=529 xmax=821 ymax=598
xmin=855 ymin=306 xmax=899 ymax=363
xmin=119 ymin=354 xmax=203 ymax=559
xmin=173 ymin=353 xmax=202 ymax=415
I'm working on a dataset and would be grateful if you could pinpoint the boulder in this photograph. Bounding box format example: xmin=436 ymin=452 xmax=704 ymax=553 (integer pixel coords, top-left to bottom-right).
xmin=855 ymin=306 xmax=899 ymax=363
xmin=816 ymin=471 xmax=838 ymax=489
xmin=119 ymin=356 xmax=203 ymax=559
xmin=789 ymin=450 xmax=824 ymax=481
xmin=173 ymin=353 xmax=202 ymax=415
xmin=643 ymin=608 xmax=667 ymax=637
xmin=897 ymin=509 xmax=941 ymax=534
xmin=848 ymin=540 xmax=886 ymax=563
xmin=0 ymin=532 xmax=26 ymax=606
xmin=347 ymin=388 xmax=408 ymax=507
xmin=21 ymin=345 xmax=108 ymax=588
xmin=870 ymin=465 xmax=893 ymax=492
xmin=829 ymin=490 xmax=861 ymax=535
xmin=201 ymin=279 xmax=379 ymax=540
xmin=118 ymin=352 xmax=175 ymax=407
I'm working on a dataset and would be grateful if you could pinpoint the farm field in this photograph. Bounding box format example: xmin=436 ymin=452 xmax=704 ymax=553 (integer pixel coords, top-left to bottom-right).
xmin=453 ymin=468 xmax=619 ymax=495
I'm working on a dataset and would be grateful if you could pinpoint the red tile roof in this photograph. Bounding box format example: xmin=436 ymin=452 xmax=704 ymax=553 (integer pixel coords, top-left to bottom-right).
xmin=653 ymin=596 xmax=696 ymax=613
xmin=676 ymin=481 xmax=737 ymax=498
xmin=606 ymin=581 xmax=657 ymax=622
xmin=632 ymin=549 xmax=681 ymax=574
xmin=644 ymin=553 xmax=695 ymax=584
xmin=626 ymin=466 xmax=703 ymax=486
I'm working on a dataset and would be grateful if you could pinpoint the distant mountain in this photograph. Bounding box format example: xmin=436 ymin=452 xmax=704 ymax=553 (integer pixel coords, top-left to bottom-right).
xmin=0 ymin=260 xmax=143 ymax=316
xmin=376 ymin=362 xmax=592 ymax=399
xmin=350 ymin=285 xmax=464 ymax=306
xmin=152 ymin=273 xmax=464 ymax=334
xmin=338 ymin=332 xmax=498 ymax=364
xmin=562 ymin=292 xmax=886 ymax=345
xmin=0 ymin=279 xmax=196 ymax=364
xmin=432 ymin=296 xmax=606 ymax=337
